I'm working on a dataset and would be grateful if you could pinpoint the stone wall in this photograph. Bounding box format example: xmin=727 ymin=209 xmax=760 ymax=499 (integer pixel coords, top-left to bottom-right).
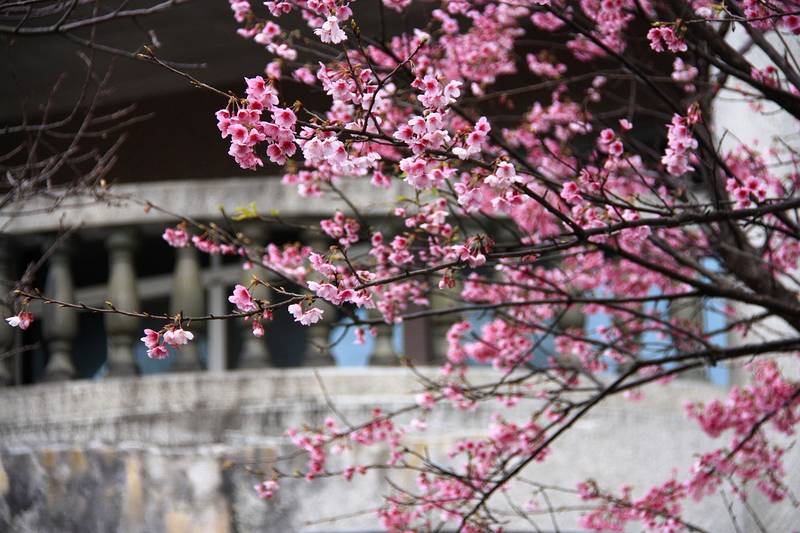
xmin=0 ymin=368 xmax=796 ymax=532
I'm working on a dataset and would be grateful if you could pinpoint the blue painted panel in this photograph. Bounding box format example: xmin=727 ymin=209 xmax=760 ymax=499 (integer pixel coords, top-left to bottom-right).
xmin=330 ymin=309 xmax=375 ymax=367
xmin=700 ymin=257 xmax=729 ymax=386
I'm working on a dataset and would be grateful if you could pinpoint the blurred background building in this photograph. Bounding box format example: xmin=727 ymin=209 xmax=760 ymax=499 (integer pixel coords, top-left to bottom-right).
xmin=0 ymin=2 xmax=796 ymax=532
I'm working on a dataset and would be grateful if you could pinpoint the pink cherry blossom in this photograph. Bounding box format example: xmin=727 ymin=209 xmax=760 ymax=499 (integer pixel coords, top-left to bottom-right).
xmin=786 ymin=14 xmax=800 ymax=35
xmin=146 ymin=345 xmax=169 ymax=359
xmin=254 ymin=480 xmax=279 ymax=499
xmin=647 ymin=26 xmax=687 ymax=53
xmin=561 ymin=182 xmax=582 ymax=204
xmin=272 ymin=107 xmax=296 ymax=129
xmin=5 ymin=311 xmax=33 ymax=330
xmin=162 ymin=227 xmax=189 ymax=248
xmin=661 ymin=110 xmax=698 ymax=176
xmin=287 ymin=303 xmax=324 ymax=325
xmin=191 ymin=0 xmax=800 ymax=526
xmin=163 ymin=327 xmax=194 ymax=347
xmin=314 ymin=16 xmax=347 ymax=44
xmin=415 ymin=392 xmax=435 ymax=409
xmin=140 ymin=328 xmax=160 ymax=349
xmin=228 ymin=284 xmax=258 ymax=313
xmin=671 ymin=57 xmax=698 ymax=92
xmin=15 ymin=0 xmax=800 ymax=529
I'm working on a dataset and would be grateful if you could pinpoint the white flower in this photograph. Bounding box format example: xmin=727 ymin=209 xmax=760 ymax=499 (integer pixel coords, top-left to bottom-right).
xmin=314 ymin=16 xmax=347 ymax=44
xmin=288 ymin=303 xmax=324 ymax=326
xmin=163 ymin=328 xmax=194 ymax=347
xmin=5 ymin=312 xmax=32 ymax=330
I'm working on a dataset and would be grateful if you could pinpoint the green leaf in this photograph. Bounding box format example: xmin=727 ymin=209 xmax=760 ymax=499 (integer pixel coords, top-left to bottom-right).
xmin=231 ymin=202 xmax=259 ymax=221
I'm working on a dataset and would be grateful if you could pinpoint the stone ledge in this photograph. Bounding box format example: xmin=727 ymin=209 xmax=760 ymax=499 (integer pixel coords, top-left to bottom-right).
xmin=0 ymin=367 xmax=726 ymax=449
xmin=1 ymin=177 xmax=411 ymax=234
xmin=0 ymin=367 xmax=723 ymax=424
xmin=0 ymin=367 xmax=427 ymax=424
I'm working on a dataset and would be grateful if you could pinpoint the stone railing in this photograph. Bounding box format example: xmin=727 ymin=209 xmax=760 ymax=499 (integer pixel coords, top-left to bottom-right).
xmin=0 ymin=177 xmax=452 ymax=386
xmin=0 ymin=176 xmax=730 ymax=386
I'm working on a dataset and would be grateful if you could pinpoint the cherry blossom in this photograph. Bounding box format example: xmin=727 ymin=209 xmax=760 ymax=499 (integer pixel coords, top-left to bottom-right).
xmin=228 ymin=284 xmax=259 ymax=313
xmin=647 ymin=26 xmax=687 ymax=53
xmin=163 ymin=327 xmax=194 ymax=347
xmin=147 ymin=345 xmax=169 ymax=359
xmin=140 ymin=328 xmax=160 ymax=349
xmin=314 ymin=16 xmax=347 ymax=44
xmin=287 ymin=303 xmax=324 ymax=325
xmin=662 ymin=110 xmax=699 ymax=176
xmin=162 ymin=227 xmax=189 ymax=248
xmin=18 ymin=0 xmax=800 ymax=529
xmin=320 ymin=211 xmax=360 ymax=248
xmin=671 ymin=58 xmax=698 ymax=92
xmin=5 ymin=311 xmax=33 ymax=330
xmin=254 ymin=480 xmax=279 ymax=499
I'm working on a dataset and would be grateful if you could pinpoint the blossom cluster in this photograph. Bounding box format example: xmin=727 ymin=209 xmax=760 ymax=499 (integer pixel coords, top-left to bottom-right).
xmin=139 ymin=326 xmax=194 ymax=359
xmin=10 ymin=5 xmax=800 ymax=529
xmin=216 ymin=76 xmax=297 ymax=170
xmin=647 ymin=26 xmax=687 ymax=53
xmin=577 ymin=360 xmax=800 ymax=531
xmin=197 ymin=0 xmax=800 ymax=528
xmin=5 ymin=311 xmax=33 ymax=330
xmin=661 ymin=110 xmax=699 ymax=176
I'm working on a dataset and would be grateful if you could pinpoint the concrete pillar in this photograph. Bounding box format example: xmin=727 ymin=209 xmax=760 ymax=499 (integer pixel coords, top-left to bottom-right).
xmin=41 ymin=243 xmax=77 ymax=381
xmin=237 ymin=223 xmax=270 ymax=369
xmin=0 ymin=242 xmax=14 ymax=386
xmin=370 ymin=318 xmax=397 ymax=366
xmin=550 ymin=304 xmax=586 ymax=369
xmin=206 ymin=254 xmax=227 ymax=372
xmin=303 ymin=231 xmax=335 ymax=367
xmin=402 ymin=311 xmax=433 ymax=366
xmin=669 ymin=298 xmax=707 ymax=380
xmin=105 ymin=231 xmax=140 ymax=377
xmin=170 ymin=246 xmax=204 ymax=372
xmin=559 ymin=305 xmax=586 ymax=331
xmin=430 ymin=291 xmax=456 ymax=365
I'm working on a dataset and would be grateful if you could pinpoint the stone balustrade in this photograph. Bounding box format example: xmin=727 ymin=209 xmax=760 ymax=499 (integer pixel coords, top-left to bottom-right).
xmin=1 ymin=223 xmax=419 ymax=386
xmin=0 ymin=177 xmax=730 ymax=386
xmin=0 ymin=177 xmax=425 ymax=385
xmin=0 ymin=220 xmax=730 ymax=386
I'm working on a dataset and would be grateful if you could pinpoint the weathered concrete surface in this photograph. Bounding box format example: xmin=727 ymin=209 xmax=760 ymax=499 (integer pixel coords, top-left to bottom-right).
xmin=0 ymin=368 xmax=797 ymax=532
xmin=0 ymin=446 xmax=235 ymax=533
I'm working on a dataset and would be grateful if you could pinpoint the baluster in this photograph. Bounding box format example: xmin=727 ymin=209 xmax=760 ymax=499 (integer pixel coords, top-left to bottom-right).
xmin=170 ymin=246 xmax=204 ymax=371
xmin=237 ymin=223 xmax=271 ymax=369
xmin=554 ymin=304 xmax=586 ymax=369
xmin=370 ymin=317 xmax=397 ymax=366
xmin=304 ymin=231 xmax=336 ymax=367
xmin=42 ymin=243 xmax=78 ymax=381
xmin=611 ymin=305 xmax=640 ymax=373
xmin=402 ymin=308 xmax=433 ymax=366
xmin=430 ymin=291 xmax=455 ymax=365
xmin=669 ymin=297 xmax=707 ymax=380
xmin=206 ymin=254 xmax=228 ymax=372
xmin=669 ymin=297 xmax=707 ymax=378
xmin=105 ymin=231 xmax=140 ymax=377
xmin=0 ymin=241 xmax=14 ymax=386
xmin=559 ymin=306 xmax=586 ymax=331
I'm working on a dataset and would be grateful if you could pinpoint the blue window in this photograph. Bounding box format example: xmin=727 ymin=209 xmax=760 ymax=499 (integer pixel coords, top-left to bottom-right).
xmin=330 ymin=308 xmax=404 ymax=366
